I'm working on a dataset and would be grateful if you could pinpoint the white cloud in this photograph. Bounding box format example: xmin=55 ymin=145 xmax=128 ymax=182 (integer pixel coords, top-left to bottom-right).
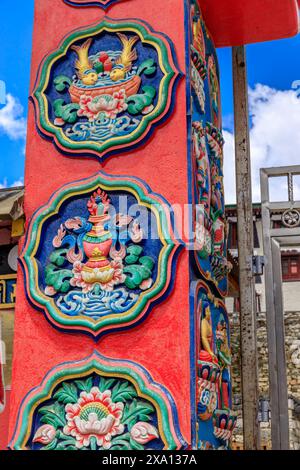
xmin=0 ymin=178 xmax=8 ymax=189
xmin=0 ymin=94 xmax=27 ymax=140
xmin=223 ymin=84 xmax=300 ymax=204
xmin=11 ymin=178 xmax=24 ymax=187
xmin=0 ymin=177 xmax=24 ymax=189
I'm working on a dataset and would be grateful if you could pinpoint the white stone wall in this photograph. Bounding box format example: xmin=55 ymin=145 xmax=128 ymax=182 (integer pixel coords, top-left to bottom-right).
xmin=229 ymin=311 xmax=300 ymax=450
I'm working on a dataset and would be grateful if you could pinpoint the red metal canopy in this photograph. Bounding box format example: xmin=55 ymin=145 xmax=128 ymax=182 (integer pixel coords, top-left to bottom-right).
xmin=199 ymin=0 xmax=300 ymax=47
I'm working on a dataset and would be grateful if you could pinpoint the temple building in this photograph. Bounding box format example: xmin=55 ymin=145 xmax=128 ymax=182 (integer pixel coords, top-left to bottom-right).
xmin=0 ymin=187 xmax=24 ymax=449
xmin=226 ymin=205 xmax=300 ymax=450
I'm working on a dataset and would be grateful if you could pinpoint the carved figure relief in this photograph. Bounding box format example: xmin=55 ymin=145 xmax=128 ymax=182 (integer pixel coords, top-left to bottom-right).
xmin=191 ymin=282 xmax=237 ymax=450
xmin=190 ymin=1 xmax=231 ymax=296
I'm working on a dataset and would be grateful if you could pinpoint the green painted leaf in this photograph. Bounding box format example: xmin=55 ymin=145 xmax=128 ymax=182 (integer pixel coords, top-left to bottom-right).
xmin=54 ymin=75 xmax=72 ymax=92
xmin=41 ymin=438 xmax=58 ymax=450
xmin=45 ymin=262 xmax=73 ymax=293
xmin=125 ymin=244 xmax=143 ymax=266
xmin=137 ymin=413 xmax=153 ymax=422
xmin=124 ymin=266 xmax=144 ymax=289
xmin=137 ymin=59 xmax=157 ymax=77
xmin=50 ymin=249 xmax=68 ymax=267
xmin=139 ymin=256 xmax=155 ymax=271
xmin=39 ymin=403 xmax=66 ymax=429
xmin=130 ymin=437 xmax=145 ymax=450
xmin=110 ymin=433 xmax=131 ymax=450
xmin=111 ymin=380 xmax=137 ymax=403
xmin=122 ymin=399 xmax=154 ymax=427
xmin=55 ymin=437 xmax=77 ymax=450
xmin=98 ymin=377 xmax=116 ymax=392
xmin=53 ymin=382 xmax=78 ymax=404
xmin=75 ymin=377 xmax=93 ymax=393
xmin=61 ymin=103 xmax=80 ymax=124
xmin=127 ymin=86 xmax=156 ymax=116
xmin=126 ymin=245 xmax=143 ymax=258
xmin=124 ymin=245 xmax=155 ymax=289
xmin=124 ymin=265 xmax=151 ymax=289
xmin=53 ymin=99 xmax=79 ymax=124
xmin=124 ymin=254 xmax=139 ymax=265
xmin=53 ymin=99 xmax=64 ymax=119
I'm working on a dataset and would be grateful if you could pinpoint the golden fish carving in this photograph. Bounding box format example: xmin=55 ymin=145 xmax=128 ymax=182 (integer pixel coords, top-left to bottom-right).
xmin=71 ymin=38 xmax=98 ymax=86
xmin=110 ymin=33 xmax=139 ymax=82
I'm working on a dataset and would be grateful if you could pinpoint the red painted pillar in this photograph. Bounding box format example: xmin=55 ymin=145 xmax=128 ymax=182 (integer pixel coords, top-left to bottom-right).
xmin=8 ymin=0 xmax=234 ymax=451
xmin=9 ymin=0 xmax=191 ymax=451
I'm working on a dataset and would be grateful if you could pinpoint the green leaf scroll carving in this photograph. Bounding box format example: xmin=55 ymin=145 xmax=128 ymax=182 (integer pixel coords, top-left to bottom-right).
xmin=54 ymin=75 xmax=72 ymax=93
xmin=53 ymin=99 xmax=80 ymax=124
xmin=126 ymin=86 xmax=156 ymax=116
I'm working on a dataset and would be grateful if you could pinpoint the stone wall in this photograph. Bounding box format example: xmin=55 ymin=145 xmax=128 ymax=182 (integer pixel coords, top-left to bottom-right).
xmin=229 ymin=310 xmax=300 ymax=450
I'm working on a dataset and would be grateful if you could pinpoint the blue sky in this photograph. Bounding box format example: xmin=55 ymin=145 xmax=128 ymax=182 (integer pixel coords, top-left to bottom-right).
xmin=0 ymin=1 xmax=34 ymax=187
xmin=0 ymin=1 xmax=299 ymax=201
xmin=218 ymin=36 xmax=300 ymax=129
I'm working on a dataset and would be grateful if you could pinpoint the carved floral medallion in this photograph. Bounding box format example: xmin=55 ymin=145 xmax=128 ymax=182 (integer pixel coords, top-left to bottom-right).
xmin=10 ymin=353 xmax=185 ymax=450
xmin=21 ymin=173 xmax=181 ymax=337
xmin=33 ymin=18 xmax=181 ymax=161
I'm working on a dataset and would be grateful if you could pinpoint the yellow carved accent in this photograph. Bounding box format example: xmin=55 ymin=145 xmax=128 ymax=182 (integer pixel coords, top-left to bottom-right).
xmin=0 ymin=275 xmax=17 ymax=309
xmin=12 ymin=217 xmax=25 ymax=238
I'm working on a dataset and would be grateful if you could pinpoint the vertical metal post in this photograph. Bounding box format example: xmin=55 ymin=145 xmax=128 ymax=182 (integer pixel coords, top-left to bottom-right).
xmin=260 ymin=170 xmax=280 ymax=449
xmin=232 ymin=46 xmax=260 ymax=450
xmin=271 ymin=238 xmax=290 ymax=449
xmin=261 ymin=167 xmax=291 ymax=450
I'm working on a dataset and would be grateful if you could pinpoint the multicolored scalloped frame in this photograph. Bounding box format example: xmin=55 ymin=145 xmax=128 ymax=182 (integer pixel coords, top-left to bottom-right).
xmin=32 ymin=17 xmax=181 ymax=162
xmin=64 ymin=0 xmax=127 ymax=8
xmin=20 ymin=172 xmax=181 ymax=338
xmin=9 ymin=352 xmax=186 ymax=450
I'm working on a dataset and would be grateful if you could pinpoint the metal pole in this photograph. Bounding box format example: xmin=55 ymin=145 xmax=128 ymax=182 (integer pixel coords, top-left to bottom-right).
xmin=271 ymin=238 xmax=290 ymax=449
xmin=260 ymin=167 xmax=291 ymax=450
xmin=260 ymin=170 xmax=280 ymax=449
xmin=232 ymin=46 xmax=260 ymax=450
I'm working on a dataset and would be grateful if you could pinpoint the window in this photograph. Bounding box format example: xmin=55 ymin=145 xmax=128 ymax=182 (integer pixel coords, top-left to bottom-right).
xmin=228 ymin=221 xmax=260 ymax=249
xmin=281 ymin=254 xmax=300 ymax=281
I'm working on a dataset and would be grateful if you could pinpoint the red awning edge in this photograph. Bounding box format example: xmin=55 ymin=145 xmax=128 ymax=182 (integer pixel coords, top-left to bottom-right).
xmin=199 ymin=0 xmax=300 ymax=47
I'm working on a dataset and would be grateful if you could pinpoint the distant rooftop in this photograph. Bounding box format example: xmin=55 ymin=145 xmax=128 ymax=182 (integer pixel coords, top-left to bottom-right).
xmin=0 ymin=187 xmax=24 ymax=220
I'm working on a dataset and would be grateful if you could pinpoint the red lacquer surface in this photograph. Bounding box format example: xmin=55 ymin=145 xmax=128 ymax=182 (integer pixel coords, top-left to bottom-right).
xmin=8 ymin=0 xmax=191 ymax=446
xmin=199 ymin=0 xmax=299 ymax=47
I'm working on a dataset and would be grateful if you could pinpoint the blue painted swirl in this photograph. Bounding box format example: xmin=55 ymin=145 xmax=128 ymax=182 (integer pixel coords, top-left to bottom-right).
xmin=57 ymin=287 xmax=138 ymax=319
